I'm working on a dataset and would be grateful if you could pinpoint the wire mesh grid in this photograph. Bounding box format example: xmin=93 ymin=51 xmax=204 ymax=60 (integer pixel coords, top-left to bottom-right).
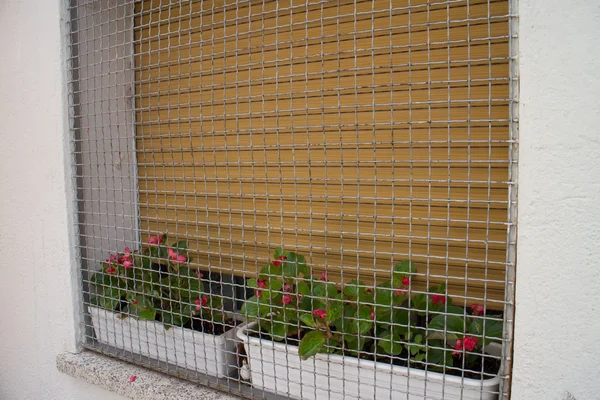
xmin=65 ymin=0 xmax=518 ymax=399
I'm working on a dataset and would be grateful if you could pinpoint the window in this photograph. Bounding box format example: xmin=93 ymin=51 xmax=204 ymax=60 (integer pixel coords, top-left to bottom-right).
xmin=68 ymin=1 xmax=517 ymax=399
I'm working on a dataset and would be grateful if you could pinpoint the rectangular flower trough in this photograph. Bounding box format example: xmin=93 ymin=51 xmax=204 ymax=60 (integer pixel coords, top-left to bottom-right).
xmin=238 ymin=322 xmax=500 ymax=400
xmin=89 ymin=306 xmax=239 ymax=378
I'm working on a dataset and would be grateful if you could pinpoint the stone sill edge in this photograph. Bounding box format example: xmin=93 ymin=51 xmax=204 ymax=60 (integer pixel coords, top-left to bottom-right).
xmin=57 ymin=351 xmax=241 ymax=400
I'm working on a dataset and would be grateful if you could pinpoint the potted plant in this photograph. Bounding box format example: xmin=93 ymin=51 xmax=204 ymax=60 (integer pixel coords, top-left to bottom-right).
xmin=237 ymin=247 xmax=503 ymax=400
xmin=88 ymin=234 xmax=240 ymax=378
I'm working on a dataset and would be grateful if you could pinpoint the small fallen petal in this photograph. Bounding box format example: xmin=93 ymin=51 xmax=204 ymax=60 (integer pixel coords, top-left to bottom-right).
xmin=129 ymin=375 xmax=137 ymax=383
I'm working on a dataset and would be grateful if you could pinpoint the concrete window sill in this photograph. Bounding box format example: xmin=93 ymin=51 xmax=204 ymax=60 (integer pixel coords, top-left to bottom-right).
xmin=57 ymin=351 xmax=241 ymax=400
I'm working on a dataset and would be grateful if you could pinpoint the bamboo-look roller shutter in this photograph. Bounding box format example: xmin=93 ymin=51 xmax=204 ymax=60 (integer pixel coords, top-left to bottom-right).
xmin=134 ymin=0 xmax=510 ymax=309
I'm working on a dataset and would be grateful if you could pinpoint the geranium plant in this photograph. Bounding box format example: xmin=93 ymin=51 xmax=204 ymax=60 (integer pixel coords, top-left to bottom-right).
xmin=241 ymin=247 xmax=503 ymax=377
xmin=90 ymin=234 xmax=225 ymax=331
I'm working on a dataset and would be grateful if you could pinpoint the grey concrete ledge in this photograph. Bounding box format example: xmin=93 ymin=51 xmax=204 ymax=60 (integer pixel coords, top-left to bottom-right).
xmin=57 ymin=351 xmax=241 ymax=400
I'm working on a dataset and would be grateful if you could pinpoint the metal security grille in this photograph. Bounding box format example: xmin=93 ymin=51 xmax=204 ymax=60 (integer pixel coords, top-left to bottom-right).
xmin=65 ymin=1 xmax=518 ymax=399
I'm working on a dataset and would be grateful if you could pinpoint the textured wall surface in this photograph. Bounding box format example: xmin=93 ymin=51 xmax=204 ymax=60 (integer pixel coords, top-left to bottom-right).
xmin=512 ymin=0 xmax=600 ymax=399
xmin=0 ymin=1 xmax=126 ymax=399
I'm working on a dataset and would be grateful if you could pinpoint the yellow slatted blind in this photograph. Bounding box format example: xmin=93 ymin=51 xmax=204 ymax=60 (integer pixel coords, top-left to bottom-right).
xmin=134 ymin=0 xmax=510 ymax=309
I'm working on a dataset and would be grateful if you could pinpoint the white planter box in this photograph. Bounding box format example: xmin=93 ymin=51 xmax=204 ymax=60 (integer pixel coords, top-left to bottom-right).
xmin=89 ymin=306 xmax=239 ymax=378
xmin=238 ymin=323 xmax=499 ymax=400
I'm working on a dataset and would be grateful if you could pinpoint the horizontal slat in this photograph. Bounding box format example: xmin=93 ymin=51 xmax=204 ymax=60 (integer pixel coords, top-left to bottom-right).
xmin=139 ymin=186 xmax=509 ymax=210
xmin=134 ymin=122 xmax=509 ymax=140
xmin=135 ymin=104 xmax=510 ymax=127
xmin=136 ymin=142 xmax=508 ymax=162
xmin=135 ymin=0 xmax=508 ymax=50
xmin=135 ymin=62 xmax=509 ymax=104
xmin=139 ymin=206 xmax=507 ymax=248
xmin=137 ymin=184 xmax=509 ymax=224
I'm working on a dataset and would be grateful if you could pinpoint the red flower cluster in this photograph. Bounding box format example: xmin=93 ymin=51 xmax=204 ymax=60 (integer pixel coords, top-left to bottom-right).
xmin=320 ymin=271 xmax=328 ymax=281
xmin=122 ymin=248 xmax=133 ymax=268
xmin=105 ymin=247 xmax=134 ymax=270
xmin=281 ymin=294 xmax=292 ymax=305
xmin=168 ymin=248 xmax=187 ymax=264
xmin=313 ymin=309 xmax=327 ymax=319
xmin=148 ymin=235 xmax=163 ymax=245
xmin=471 ymin=303 xmax=485 ymax=316
xmin=273 ymin=255 xmax=287 ymax=267
xmin=195 ymin=296 xmax=208 ymax=310
xmin=452 ymin=336 xmax=479 ymax=357
xmin=431 ymin=293 xmax=446 ymax=305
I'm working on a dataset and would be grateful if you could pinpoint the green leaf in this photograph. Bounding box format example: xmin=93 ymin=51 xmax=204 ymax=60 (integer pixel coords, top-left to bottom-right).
xmin=297 ymin=281 xmax=311 ymax=296
xmin=171 ymin=240 xmax=188 ymax=253
xmin=428 ymin=343 xmax=452 ymax=367
xmin=344 ymin=334 xmax=368 ymax=355
xmin=313 ymin=282 xmax=338 ymax=298
xmin=269 ymin=278 xmax=284 ymax=292
xmin=300 ymin=313 xmax=318 ymax=328
xmin=428 ymin=315 xmax=466 ymax=340
xmin=247 ymin=278 xmax=258 ymax=288
xmin=326 ymin=300 xmax=344 ymax=323
xmin=298 ymin=331 xmax=327 ymax=360
xmin=270 ymin=319 xmax=288 ymax=340
xmin=138 ymin=308 xmax=157 ymax=320
xmin=240 ymin=296 xmax=262 ymax=318
xmin=273 ymin=246 xmax=284 ymax=259
xmin=355 ymin=306 xmax=374 ymax=335
xmin=411 ymin=293 xmax=429 ymax=313
xmin=259 ymin=263 xmax=283 ymax=280
xmin=470 ymin=318 xmax=503 ymax=343
xmin=392 ymin=260 xmax=416 ymax=287
xmin=296 ymin=254 xmax=310 ymax=276
xmin=378 ymin=331 xmax=403 ymax=355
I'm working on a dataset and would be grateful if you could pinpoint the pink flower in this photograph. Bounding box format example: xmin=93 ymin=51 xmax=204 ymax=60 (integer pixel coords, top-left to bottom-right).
xmin=452 ymin=339 xmax=463 ymax=356
xmin=471 ymin=303 xmax=485 ymax=316
xmin=321 ymin=271 xmax=328 ymax=281
xmin=394 ymin=289 xmax=405 ymax=296
xmin=313 ymin=309 xmax=327 ymax=319
xmin=463 ymin=336 xmax=479 ymax=352
xmin=195 ymin=297 xmax=208 ymax=310
xmin=107 ymin=265 xmax=116 ymax=274
xmin=281 ymin=294 xmax=292 ymax=305
xmin=452 ymin=336 xmax=479 ymax=357
xmin=370 ymin=309 xmax=375 ymax=320
xmin=124 ymin=247 xmax=131 ymax=254
xmin=123 ymin=253 xmax=131 ymax=262
xmin=168 ymin=248 xmax=177 ymax=258
xmin=273 ymin=255 xmax=287 ymax=267
xmin=174 ymin=254 xmax=187 ymax=264
xmin=431 ymin=294 xmax=446 ymax=305
xmin=283 ymin=283 xmax=292 ymax=292
xmin=129 ymin=375 xmax=137 ymax=383
xmin=196 ymin=270 xmax=204 ymax=279
xmin=402 ymin=276 xmax=410 ymax=287
xmin=256 ymin=290 xmax=262 ymax=298
xmin=117 ymin=255 xmax=124 ymax=265
xmin=148 ymin=235 xmax=163 ymax=245
xmin=123 ymin=260 xmax=133 ymax=269
xmin=257 ymin=279 xmax=266 ymax=288
xmin=109 ymin=254 xmax=118 ymax=263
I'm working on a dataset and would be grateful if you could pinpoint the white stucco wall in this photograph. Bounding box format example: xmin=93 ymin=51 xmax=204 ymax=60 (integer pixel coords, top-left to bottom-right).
xmin=0 ymin=1 xmax=125 ymax=399
xmin=512 ymin=1 xmax=600 ymax=399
